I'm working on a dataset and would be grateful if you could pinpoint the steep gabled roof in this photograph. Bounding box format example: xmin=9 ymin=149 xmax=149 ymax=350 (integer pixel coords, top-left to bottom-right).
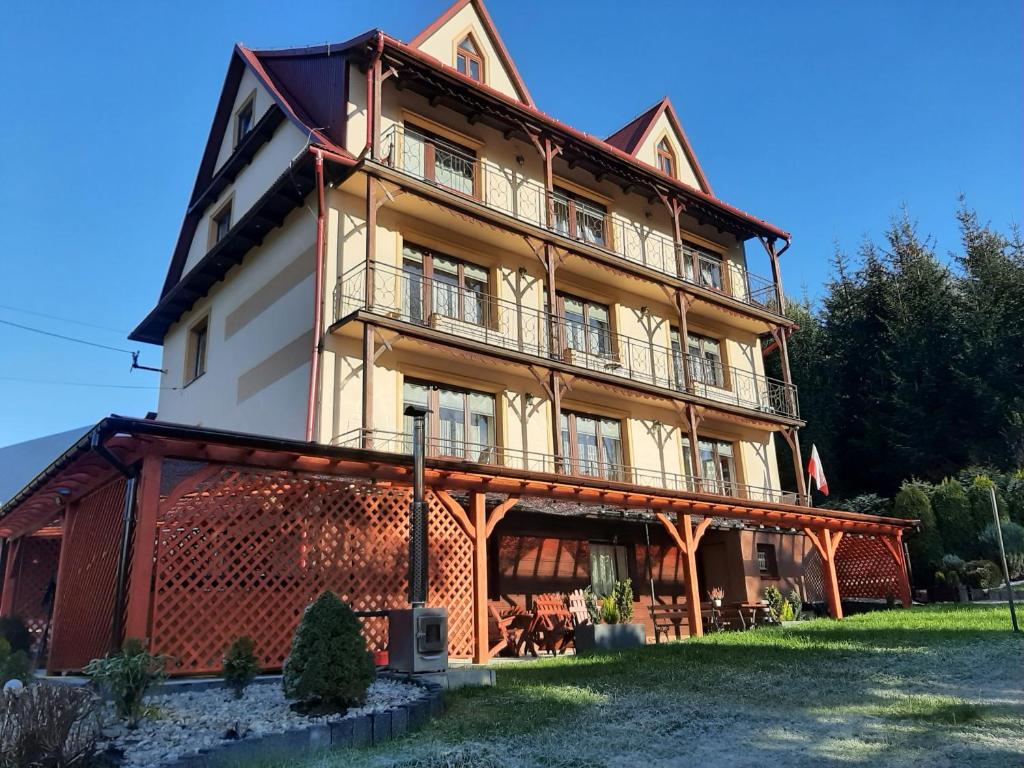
xmin=409 ymin=0 xmax=534 ymax=107
xmin=605 ymin=96 xmax=713 ymax=195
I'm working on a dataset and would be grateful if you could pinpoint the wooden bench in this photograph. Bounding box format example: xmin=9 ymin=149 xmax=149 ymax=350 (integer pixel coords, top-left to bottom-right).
xmin=650 ymin=604 xmax=690 ymax=643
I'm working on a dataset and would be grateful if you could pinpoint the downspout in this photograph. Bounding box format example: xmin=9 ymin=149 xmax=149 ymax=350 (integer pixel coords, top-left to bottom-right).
xmin=305 ymin=148 xmax=326 ymax=442
xmin=92 ymin=432 xmax=138 ymax=652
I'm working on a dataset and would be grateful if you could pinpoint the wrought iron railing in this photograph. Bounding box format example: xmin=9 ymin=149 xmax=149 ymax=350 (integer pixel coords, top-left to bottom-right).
xmin=333 ymin=428 xmax=802 ymax=505
xmin=379 ymin=124 xmax=780 ymax=314
xmin=335 ymin=262 xmax=799 ymax=419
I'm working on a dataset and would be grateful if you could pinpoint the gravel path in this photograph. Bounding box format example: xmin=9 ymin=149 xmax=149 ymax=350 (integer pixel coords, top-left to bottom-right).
xmin=98 ymin=678 xmax=426 ymax=767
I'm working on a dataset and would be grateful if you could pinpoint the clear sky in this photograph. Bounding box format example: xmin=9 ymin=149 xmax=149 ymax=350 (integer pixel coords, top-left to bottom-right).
xmin=0 ymin=0 xmax=1020 ymax=446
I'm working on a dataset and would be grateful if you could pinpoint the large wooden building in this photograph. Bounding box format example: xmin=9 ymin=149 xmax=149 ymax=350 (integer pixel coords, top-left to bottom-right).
xmin=0 ymin=0 xmax=913 ymax=674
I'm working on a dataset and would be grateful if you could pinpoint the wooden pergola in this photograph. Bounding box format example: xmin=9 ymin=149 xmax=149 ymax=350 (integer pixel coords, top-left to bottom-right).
xmin=0 ymin=418 xmax=915 ymax=671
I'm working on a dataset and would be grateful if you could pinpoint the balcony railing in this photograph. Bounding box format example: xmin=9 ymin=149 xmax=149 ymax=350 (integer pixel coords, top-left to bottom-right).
xmin=379 ymin=124 xmax=779 ymax=313
xmin=334 ymin=428 xmax=802 ymax=506
xmin=335 ymin=262 xmax=799 ymax=419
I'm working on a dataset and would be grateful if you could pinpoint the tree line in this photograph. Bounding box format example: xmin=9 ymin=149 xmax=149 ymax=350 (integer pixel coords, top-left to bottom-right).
xmin=766 ymin=202 xmax=1024 ymax=584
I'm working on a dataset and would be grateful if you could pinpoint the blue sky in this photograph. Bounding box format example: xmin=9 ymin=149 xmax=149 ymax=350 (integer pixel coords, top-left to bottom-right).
xmin=0 ymin=0 xmax=1020 ymax=446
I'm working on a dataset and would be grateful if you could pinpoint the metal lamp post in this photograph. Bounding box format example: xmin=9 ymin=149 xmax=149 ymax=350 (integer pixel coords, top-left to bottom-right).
xmin=404 ymin=404 xmax=430 ymax=608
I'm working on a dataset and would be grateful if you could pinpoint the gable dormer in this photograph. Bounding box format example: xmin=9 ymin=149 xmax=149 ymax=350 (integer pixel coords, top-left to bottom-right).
xmin=409 ymin=0 xmax=534 ymax=106
xmin=605 ymin=97 xmax=712 ymax=195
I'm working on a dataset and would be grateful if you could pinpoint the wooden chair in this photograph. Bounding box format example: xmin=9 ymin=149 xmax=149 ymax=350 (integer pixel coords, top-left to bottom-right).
xmin=488 ymin=603 xmax=522 ymax=658
xmin=524 ymin=593 xmax=575 ymax=656
xmin=650 ymin=603 xmax=690 ymax=643
xmin=568 ymin=589 xmax=592 ymax=628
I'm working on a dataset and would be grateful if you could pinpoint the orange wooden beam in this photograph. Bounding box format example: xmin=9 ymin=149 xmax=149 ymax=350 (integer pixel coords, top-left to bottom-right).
xmin=803 ymin=527 xmax=843 ymax=619
xmin=471 ymin=491 xmax=488 ymax=664
xmin=124 ymin=454 xmax=162 ymax=643
xmin=485 ymin=495 xmax=519 ymax=539
xmin=0 ymin=538 xmax=21 ymax=617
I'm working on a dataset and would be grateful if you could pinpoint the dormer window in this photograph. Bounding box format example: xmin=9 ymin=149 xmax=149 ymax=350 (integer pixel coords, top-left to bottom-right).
xmin=657 ymin=138 xmax=676 ymax=178
xmin=456 ymin=35 xmax=483 ymax=83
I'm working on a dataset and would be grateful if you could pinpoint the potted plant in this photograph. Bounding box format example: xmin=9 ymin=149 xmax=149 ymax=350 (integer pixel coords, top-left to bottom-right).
xmin=574 ymin=579 xmax=646 ymax=653
xmin=708 ymin=586 xmax=725 ymax=607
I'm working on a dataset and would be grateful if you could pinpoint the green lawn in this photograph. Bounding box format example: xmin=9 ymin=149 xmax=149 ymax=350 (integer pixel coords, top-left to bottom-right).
xmin=289 ymin=606 xmax=1024 ymax=768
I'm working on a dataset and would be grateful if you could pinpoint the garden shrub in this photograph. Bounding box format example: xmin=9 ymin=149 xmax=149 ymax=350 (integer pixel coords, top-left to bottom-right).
xmin=222 ymin=636 xmax=261 ymax=700
xmin=894 ymin=484 xmax=942 ymax=577
xmin=978 ymin=521 xmax=1024 ymax=562
xmin=962 ymin=560 xmax=1003 ymax=590
xmin=282 ymin=591 xmax=374 ymax=713
xmin=1006 ymin=470 xmax=1024 ymax=525
xmin=612 ymin=579 xmax=634 ymax=623
xmin=967 ymin=476 xmax=1007 ymax=537
xmin=0 ymin=618 xmax=32 ymax=656
xmin=0 ymin=639 xmax=31 ymax=686
xmin=763 ymin=585 xmax=785 ymax=621
xmin=581 ymin=587 xmax=601 ymax=624
xmin=0 ymin=683 xmax=98 ymax=768
xmin=598 ymin=595 xmax=620 ymax=625
xmin=831 ymin=494 xmax=891 ymax=517
xmin=83 ymin=638 xmax=167 ymax=728
xmin=787 ymin=589 xmax=803 ymax=618
xmin=779 ymin=601 xmax=795 ymax=622
xmin=932 ymin=480 xmax=973 ymax=555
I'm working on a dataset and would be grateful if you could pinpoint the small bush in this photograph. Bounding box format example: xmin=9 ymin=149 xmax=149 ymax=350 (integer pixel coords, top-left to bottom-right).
xmin=962 ymin=560 xmax=1003 ymax=590
xmin=282 ymin=592 xmax=374 ymax=714
xmin=83 ymin=638 xmax=167 ymax=728
xmin=612 ymin=579 xmax=634 ymax=623
xmin=222 ymin=636 xmax=260 ymax=700
xmin=581 ymin=587 xmax=601 ymax=624
xmin=1006 ymin=552 xmax=1024 ymax=580
xmin=0 ymin=683 xmax=99 ymax=768
xmin=779 ymin=601 xmax=795 ymax=622
xmin=0 ymin=618 xmax=32 ymax=657
xmin=599 ymin=595 xmax=620 ymax=625
xmin=0 ymin=639 xmax=32 ymax=686
xmin=787 ymin=589 xmax=803 ymax=618
xmin=978 ymin=521 xmax=1024 ymax=561
xmin=763 ymin=585 xmax=785 ymax=621
xmin=940 ymin=553 xmax=966 ymax=573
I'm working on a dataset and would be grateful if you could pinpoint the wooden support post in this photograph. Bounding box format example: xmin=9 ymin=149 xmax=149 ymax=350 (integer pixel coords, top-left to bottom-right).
xmin=550 ymin=371 xmax=563 ymax=468
xmin=124 ymin=454 xmax=162 ymax=643
xmin=365 ymin=176 xmax=378 ymax=307
xmin=47 ymin=505 xmax=76 ymax=674
xmin=880 ymin=533 xmax=913 ymax=608
xmin=686 ymin=405 xmax=703 ymax=490
xmin=781 ymin=428 xmax=808 ymax=504
xmin=804 ymin=527 xmax=844 ymax=619
xmin=657 ymin=512 xmax=711 ymax=638
xmin=471 ymin=491 xmax=488 ymax=664
xmin=362 ymin=325 xmax=375 ymax=449
xmin=674 ymin=290 xmax=693 ymax=393
xmin=0 ymin=537 xmax=21 ymax=617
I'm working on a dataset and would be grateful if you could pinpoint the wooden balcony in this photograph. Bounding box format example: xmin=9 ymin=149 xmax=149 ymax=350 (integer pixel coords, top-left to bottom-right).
xmin=379 ymin=124 xmax=779 ymax=314
xmin=334 ymin=262 xmax=800 ymax=420
xmin=332 ymin=428 xmax=803 ymax=506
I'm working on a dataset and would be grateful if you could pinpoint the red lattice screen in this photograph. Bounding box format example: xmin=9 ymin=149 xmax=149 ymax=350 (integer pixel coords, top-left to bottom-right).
xmin=10 ymin=536 xmax=60 ymax=647
xmin=834 ymin=535 xmax=902 ymax=600
xmin=48 ymin=478 xmax=127 ymax=672
xmin=149 ymin=467 xmax=473 ymax=674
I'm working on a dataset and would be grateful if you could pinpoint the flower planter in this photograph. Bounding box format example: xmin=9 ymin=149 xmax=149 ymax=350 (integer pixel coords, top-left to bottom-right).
xmin=574 ymin=623 xmax=646 ymax=653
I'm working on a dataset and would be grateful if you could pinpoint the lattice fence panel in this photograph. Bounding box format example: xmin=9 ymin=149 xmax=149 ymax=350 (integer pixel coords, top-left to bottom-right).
xmin=10 ymin=536 xmax=60 ymax=649
xmin=149 ymin=468 xmax=473 ymax=674
xmin=835 ymin=536 xmax=902 ymax=600
xmin=48 ymin=478 xmax=126 ymax=672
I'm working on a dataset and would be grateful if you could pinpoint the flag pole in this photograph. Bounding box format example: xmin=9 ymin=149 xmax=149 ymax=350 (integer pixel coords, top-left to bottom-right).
xmin=807 ymin=472 xmax=814 ymax=508
xmin=989 ymin=485 xmax=1019 ymax=632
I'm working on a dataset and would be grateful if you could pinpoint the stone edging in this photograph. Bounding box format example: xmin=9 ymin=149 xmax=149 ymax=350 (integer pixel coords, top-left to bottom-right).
xmin=161 ymin=678 xmax=444 ymax=767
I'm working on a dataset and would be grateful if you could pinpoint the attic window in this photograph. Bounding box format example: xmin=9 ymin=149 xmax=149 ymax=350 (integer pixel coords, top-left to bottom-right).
xmin=235 ymin=94 xmax=255 ymax=147
xmin=456 ymin=35 xmax=483 ymax=83
xmin=211 ymin=200 xmax=232 ymax=245
xmin=657 ymin=138 xmax=676 ymax=178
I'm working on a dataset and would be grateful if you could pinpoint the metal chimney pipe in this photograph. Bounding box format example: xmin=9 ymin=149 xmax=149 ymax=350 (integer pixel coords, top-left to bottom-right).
xmin=404 ymin=404 xmax=430 ymax=607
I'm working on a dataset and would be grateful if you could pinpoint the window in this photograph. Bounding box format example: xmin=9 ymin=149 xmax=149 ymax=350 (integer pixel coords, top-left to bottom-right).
xmin=656 ymin=138 xmax=676 ymax=178
xmin=402 ymin=124 xmax=477 ymax=196
xmin=186 ymin=317 xmax=208 ymax=383
xmin=403 ymin=379 xmax=496 ymax=462
xmin=455 ymin=35 xmax=484 ymax=82
xmin=235 ymin=96 xmax=254 ymax=146
xmin=552 ymin=186 xmax=607 ymax=246
xmin=211 ymin=201 xmax=232 ymax=245
xmin=402 ymin=244 xmax=489 ymax=327
xmin=556 ymin=292 xmax=613 ymax=358
xmin=756 ymin=543 xmax=779 ymax=578
xmin=682 ymin=436 xmax=736 ymax=495
xmin=670 ymin=330 xmax=723 ymax=389
xmin=561 ymin=411 xmax=625 ymax=481
xmin=683 ymin=241 xmax=724 ymax=290
xmin=590 ymin=543 xmax=628 ymax=596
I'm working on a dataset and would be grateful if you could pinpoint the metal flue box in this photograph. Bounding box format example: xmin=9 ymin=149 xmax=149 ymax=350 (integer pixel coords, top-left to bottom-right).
xmin=387 ymin=607 xmax=448 ymax=673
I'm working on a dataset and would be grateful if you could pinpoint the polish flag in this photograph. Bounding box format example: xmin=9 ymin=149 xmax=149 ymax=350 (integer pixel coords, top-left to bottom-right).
xmin=807 ymin=444 xmax=829 ymax=496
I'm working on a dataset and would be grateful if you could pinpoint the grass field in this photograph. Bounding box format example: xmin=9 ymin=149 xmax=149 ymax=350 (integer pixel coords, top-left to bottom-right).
xmin=285 ymin=605 xmax=1024 ymax=768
